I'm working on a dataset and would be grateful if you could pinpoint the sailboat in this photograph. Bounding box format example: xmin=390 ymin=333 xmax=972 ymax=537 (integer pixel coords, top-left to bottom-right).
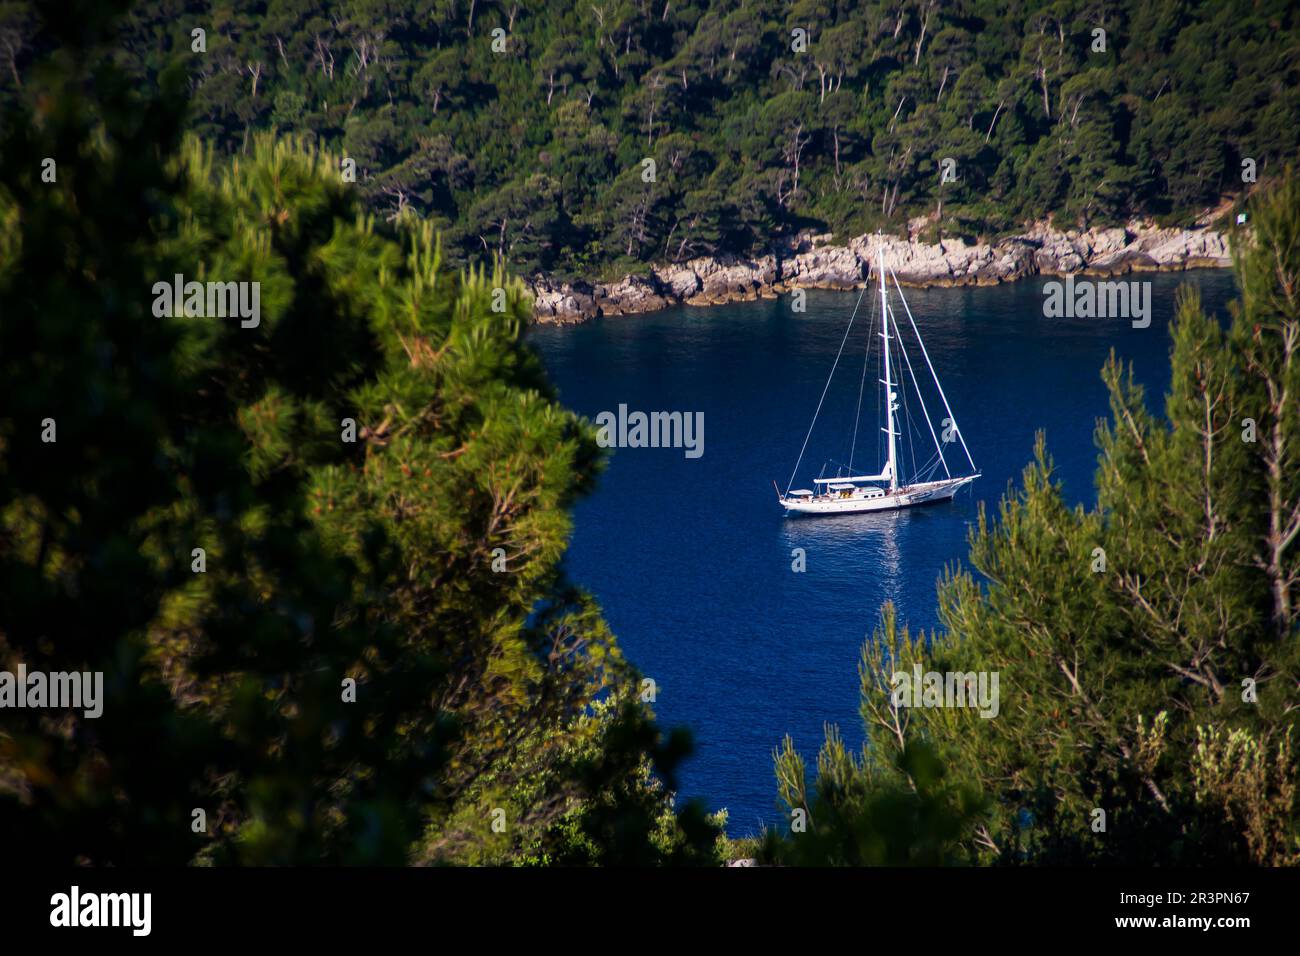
xmin=777 ymin=241 xmax=979 ymax=515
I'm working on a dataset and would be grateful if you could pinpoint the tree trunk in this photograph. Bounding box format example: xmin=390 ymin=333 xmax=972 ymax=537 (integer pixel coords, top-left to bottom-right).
xmin=985 ymin=98 xmax=1005 ymax=142
xmin=889 ymin=95 xmax=906 ymax=133
xmin=914 ymin=7 xmax=930 ymax=65
xmin=1264 ymin=321 xmax=1299 ymax=635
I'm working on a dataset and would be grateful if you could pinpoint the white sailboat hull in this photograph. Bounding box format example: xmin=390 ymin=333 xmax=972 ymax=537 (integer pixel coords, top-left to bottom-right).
xmin=780 ymin=475 xmax=977 ymax=515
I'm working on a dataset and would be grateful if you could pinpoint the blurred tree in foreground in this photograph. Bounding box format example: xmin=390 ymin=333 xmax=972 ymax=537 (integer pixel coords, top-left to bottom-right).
xmin=0 ymin=0 xmax=719 ymax=865
xmin=766 ymin=174 xmax=1300 ymax=866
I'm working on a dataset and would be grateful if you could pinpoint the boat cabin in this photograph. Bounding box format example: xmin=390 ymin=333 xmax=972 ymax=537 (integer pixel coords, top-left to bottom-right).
xmin=813 ymin=477 xmax=889 ymax=500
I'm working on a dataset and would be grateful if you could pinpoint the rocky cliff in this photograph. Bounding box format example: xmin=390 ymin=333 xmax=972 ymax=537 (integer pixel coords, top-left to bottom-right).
xmin=526 ymin=220 xmax=1232 ymax=324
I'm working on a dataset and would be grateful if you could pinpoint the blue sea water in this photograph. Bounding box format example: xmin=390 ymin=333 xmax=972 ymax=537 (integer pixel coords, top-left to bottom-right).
xmin=528 ymin=269 xmax=1239 ymax=836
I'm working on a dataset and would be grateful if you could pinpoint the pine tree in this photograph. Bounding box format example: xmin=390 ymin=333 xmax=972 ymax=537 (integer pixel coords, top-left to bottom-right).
xmin=0 ymin=1 xmax=719 ymax=866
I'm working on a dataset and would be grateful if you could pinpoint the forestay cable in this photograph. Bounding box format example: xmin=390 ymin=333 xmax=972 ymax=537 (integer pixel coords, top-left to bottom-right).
xmin=890 ymin=267 xmax=978 ymax=473
xmin=892 ymin=301 xmax=950 ymax=478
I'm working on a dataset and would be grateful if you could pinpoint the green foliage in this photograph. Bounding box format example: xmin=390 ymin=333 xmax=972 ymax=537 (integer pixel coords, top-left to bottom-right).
xmin=764 ymin=731 xmax=986 ymax=866
xmin=768 ymin=172 xmax=1300 ymax=866
xmin=4 ymin=0 xmax=1294 ymax=277
xmin=0 ymin=2 xmax=718 ymax=866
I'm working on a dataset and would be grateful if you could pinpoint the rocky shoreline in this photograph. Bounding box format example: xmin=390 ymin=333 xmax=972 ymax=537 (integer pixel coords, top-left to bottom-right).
xmin=525 ymin=219 xmax=1232 ymax=325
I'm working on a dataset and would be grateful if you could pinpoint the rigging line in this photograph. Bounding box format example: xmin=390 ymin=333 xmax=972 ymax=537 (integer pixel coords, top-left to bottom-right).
xmin=892 ymin=298 xmax=951 ymax=478
xmin=889 ymin=267 xmax=978 ymax=473
xmin=785 ymin=283 xmax=871 ymax=494
xmin=875 ymin=322 xmax=882 ymax=472
xmin=888 ymin=304 xmax=916 ymax=484
xmin=847 ymin=289 xmax=878 ymax=472
xmin=847 ymin=296 xmax=876 ymax=472
xmin=894 ymin=329 xmax=919 ymax=483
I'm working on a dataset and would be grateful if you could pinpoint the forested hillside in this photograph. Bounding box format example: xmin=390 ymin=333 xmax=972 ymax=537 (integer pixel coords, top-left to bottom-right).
xmin=2 ymin=0 xmax=1295 ymax=279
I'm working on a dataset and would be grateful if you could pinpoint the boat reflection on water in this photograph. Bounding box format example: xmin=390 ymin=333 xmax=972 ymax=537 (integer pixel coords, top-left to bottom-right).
xmin=779 ymin=505 xmax=909 ymax=601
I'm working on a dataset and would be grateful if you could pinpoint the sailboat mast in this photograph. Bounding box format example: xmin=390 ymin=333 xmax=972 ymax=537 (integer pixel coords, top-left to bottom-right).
xmin=878 ymin=243 xmax=899 ymax=492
